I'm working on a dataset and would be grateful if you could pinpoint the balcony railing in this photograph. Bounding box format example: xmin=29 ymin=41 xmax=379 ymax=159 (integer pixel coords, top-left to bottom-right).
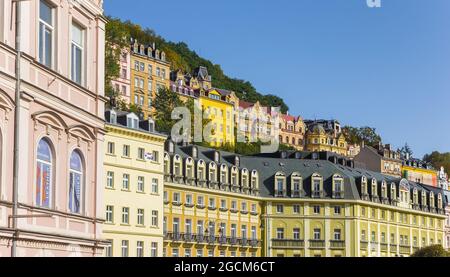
xmin=275 ymin=190 xmax=286 ymax=198
xmin=329 ymin=240 xmax=345 ymax=249
xmin=239 ymin=238 xmax=248 ymax=247
xmin=183 ymin=233 xmax=195 ymax=243
xmin=250 ymin=239 xmax=260 ymax=248
xmin=312 ymin=191 xmax=325 ymax=199
xmin=309 ymin=240 xmax=326 ymax=249
xmin=229 ymin=237 xmax=238 ymax=245
xmin=291 ymin=190 xmax=305 ymax=198
xmin=196 ymin=234 xmax=206 ymax=243
xmin=332 ymin=191 xmax=344 ymax=199
xmin=272 ymin=239 xmax=305 ymax=248
xmin=399 ymin=245 xmax=411 ymax=254
xmin=380 ymin=243 xmax=388 ymax=252
xmin=360 ymin=241 xmax=368 ymax=250
xmin=218 ymin=236 xmax=228 ymax=245
xmin=165 ymin=232 xmax=182 ymax=242
xmin=390 ymin=244 xmax=398 ymax=253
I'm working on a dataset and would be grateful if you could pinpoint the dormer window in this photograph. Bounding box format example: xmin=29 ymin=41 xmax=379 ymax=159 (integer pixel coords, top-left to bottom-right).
xmin=161 ymin=52 xmax=166 ymax=61
xmin=163 ymin=153 xmax=170 ymax=175
xmin=235 ymin=156 xmax=240 ymax=167
xmin=192 ymin=147 xmax=198 ymax=159
xmin=173 ymin=155 xmax=182 ymax=176
xmin=332 ymin=174 xmax=344 ymax=199
xmin=274 ymin=172 xmax=286 ymax=197
xmin=126 ymin=114 xmax=139 ymax=129
xmin=381 ymin=180 xmax=387 ymax=199
xmin=186 ymin=158 xmax=194 ymax=179
xmin=231 ymin=167 xmax=238 ymax=187
xmin=430 ymin=192 xmax=435 ymax=208
xmin=214 ymin=151 xmax=220 ymax=163
xmin=168 ymin=140 xmax=175 ymax=154
xmin=109 ymin=111 xmax=117 ymax=124
xmin=197 ymin=160 xmax=206 ymax=181
xmin=241 ymin=169 xmax=249 ymax=188
xmin=361 ymin=176 xmax=368 ymax=198
xmin=251 ymin=170 xmax=259 ymax=191
xmin=139 ymin=45 xmax=145 ymax=55
xmin=422 ymin=191 xmax=428 ymax=208
xmin=390 ymin=183 xmax=397 ymax=203
xmin=311 ymin=173 xmax=323 ymax=198
xmin=209 ymin=163 xmax=217 ymax=183
xmin=148 ymin=48 xmax=153 ymax=58
xmin=291 ymin=172 xmax=303 ymax=198
xmin=220 ymin=165 xmax=228 ymax=184
xmin=413 ymin=189 xmax=419 ymax=205
xmin=438 ymin=194 xmax=443 ymax=210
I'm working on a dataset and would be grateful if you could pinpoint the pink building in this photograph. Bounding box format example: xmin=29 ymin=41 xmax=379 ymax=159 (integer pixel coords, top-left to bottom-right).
xmin=111 ymin=49 xmax=131 ymax=104
xmin=0 ymin=0 xmax=106 ymax=256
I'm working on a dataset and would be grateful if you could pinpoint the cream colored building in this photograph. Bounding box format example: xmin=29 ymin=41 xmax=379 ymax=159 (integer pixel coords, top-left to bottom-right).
xmin=103 ymin=109 xmax=167 ymax=257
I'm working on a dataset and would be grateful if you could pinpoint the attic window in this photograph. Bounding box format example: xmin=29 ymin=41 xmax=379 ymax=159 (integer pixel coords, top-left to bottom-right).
xmin=235 ymin=156 xmax=240 ymax=167
xmin=110 ymin=112 xmax=117 ymax=124
xmin=214 ymin=151 xmax=220 ymax=163
xmin=192 ymin=147 xmax=198 ymax=159
xmin=127 ymin=116 xmax=138 ymax=129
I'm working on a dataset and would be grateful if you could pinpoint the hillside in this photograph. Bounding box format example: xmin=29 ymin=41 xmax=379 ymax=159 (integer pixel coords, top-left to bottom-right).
xmin=105 ymin=17 xmax=289 ymax=113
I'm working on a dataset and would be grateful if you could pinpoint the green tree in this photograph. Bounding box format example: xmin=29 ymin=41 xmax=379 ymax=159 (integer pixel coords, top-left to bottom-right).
xmin=400 ymin=143 xmax=414 ymax=159
xmin=423 ymin=151 xmax=450 ymax=174
xmin=342 ymin=126 xmax=382 ymax=147
xmin=105 ymin=17 xmax=129 ymax=104
xmin=104 ymin=17 xmax=290 ymax=113
xmin=153 ymin=87 xmax=182 ymax=134
xmin=411 ymin=245 xmax=450 ymax=257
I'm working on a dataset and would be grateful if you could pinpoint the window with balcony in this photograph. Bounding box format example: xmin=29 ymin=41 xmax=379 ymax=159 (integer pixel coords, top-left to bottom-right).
xmin=276 ymin=228 xmax=285 ymax=239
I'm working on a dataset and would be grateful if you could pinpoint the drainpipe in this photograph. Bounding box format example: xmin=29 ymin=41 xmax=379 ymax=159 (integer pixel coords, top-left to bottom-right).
xmin=11 ymin=0 xmax=23 ymax=257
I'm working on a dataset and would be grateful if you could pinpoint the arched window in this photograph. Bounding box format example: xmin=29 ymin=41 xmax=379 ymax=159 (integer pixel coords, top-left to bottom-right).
xmin=251 ymin=170 xmax=259 ymax=191
xmin=36 ymin=138 xmax=53 ymax=208
xmin=69 ymin=150 xmax=83 ymax=214
xmin=361 ymin=176 xmax=368 ymax=198
xmin=333 ymin=174 xmax=344 ymax=199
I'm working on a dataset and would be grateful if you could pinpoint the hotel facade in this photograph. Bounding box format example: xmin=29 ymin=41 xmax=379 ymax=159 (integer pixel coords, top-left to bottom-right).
xmin=161 ymin=142 xmax=446 ymax=257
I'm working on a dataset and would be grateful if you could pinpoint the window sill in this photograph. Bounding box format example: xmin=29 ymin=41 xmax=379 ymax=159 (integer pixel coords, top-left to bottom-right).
xmin=120 ymin=224 xmax=131 ymax=227
xmin=105 ymin=187 xmax=115 ymax=190
xmin=136 ymin=158 xmax=146 ymax=162
xmin=106 ymin=153 xmax=116 ymax=157
xmin=121 ymin=156 xmax=131 ymax=160
xmin=150 ymin=193 xmax=160 ymax=197
xmin=121 ymin=189 xmax=131 ymax=193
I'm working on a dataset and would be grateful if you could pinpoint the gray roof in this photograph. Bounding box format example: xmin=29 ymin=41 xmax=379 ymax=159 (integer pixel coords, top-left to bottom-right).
xmin=167 ymin=143 xmax=446 ymax=208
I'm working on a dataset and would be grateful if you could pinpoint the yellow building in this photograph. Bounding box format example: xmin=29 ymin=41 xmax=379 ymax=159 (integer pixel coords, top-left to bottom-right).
xmin=249 ymin=152 xmax=446 ymax=257
xmin=402 ymin=159 xmax=438 ymax=187
xmin=103 ymin=109 xmax=167 ymax=257
xmin=170 ymin=67 xmax=237 ymax=147
xmin=305 ymin=123 xmax=347 ymax=156
xmin=199 ymin=89 xmax=236 ymax=147
xmin=130 ymin=39 xmax=171 ymax=118
xmin=160 ymin=142 xmax=446 ymax=257
xmin=163 ymin=143 xmax=262 ymax=257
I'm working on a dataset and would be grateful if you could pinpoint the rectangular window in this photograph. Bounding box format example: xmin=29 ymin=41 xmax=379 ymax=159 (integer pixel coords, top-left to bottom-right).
xmin=313 ymin=229 xmax=321 ymax=240
xmin=140 ymin=62 xmax=145 ymax=72
xmin=293 ymin=228 xmax=300 ymax=240
xmin=151 ymin=178 xmax=159 ymax=194
xmin=107 ymin=142 xmax=115 ymax=155
xmin=276 ymin=228 xmax=284 ymax=239
xmin=173 ymin=192 xmax=181 ymax=204
xmin=122 ymin=145 xmax=130 ymax=157
xmin=198 ymin=196 xmax=205 ymax=207
xmin=334 ymin=206 xmax=341 ymax=215
xmin=293 ymin=204 xmax=300 ymax=214
xmin=313 ymin=205 xmax=321 ymax=214
xmin=105 ymin=240 xmax=113 ymax=257
xmin=251 ymin=203 xmax=257 ymax=214
xmin=137 ymin=176 xmax=145 ymax=192
xmin=122 ymin=207 xmax=129 ymax=224
xmin=106 ymin=171 xmax=114 ymax=188
xmin=137 ymin=209 xmax=144 ymax=226
xmin=39 ymin=0 xmax=53 ymax=68
xmin=172 ymin=248 xmax=179 ymax=258
xmin=151 ymin=210 xmax=158 ymax=227
xmin=151 ymin=242 xmax=158 ymax=257
xmin=71 ymin=23 xmax=84 ymax=85
xmin=122 ymin=174 xmax=130 ymax=190
xmin=276 ymin=204 xmax=284 ymax=214
xmin=106 ymin=205 xmax=114 ymax=223
xmin=138 ymin=148 xmax=145 ymax=160
xmin=121 ymin=240 xmax=129 ymax=257
xmin=241 ymin=202 xmax=247 ymax=212
xmin=196 ymin=249 xmax=203 ymax=257
xmin=334 ymin=229 xmax=341 ymax=241
xmin=136 ymin=241 xmax=144 ymax=257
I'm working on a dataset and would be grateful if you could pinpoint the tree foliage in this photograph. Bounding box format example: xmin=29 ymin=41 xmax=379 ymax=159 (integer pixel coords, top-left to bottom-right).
xmin=105 ymin=17 xmax=289 ymax=113
xmin=423 ymin=151 xmax=450 ymax=174
xmin=399 ymin=143 xmax=414 ymax=159
xmin=342 ymin=126 xmax=382 ymax=147
xmin=153 ymin=87 xmax=183 ymax=134
xmin=411 ymin=245 xmax=450 ymax=257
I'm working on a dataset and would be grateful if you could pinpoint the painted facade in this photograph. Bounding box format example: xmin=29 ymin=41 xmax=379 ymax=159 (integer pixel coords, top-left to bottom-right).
xmin=102 ymin=109 xmax=167 ymax=257
xmin=129 ymin=39 xmax=170 ymax=119
xmin=305 ymin=122 xmax=347 ymax=156
xmin=163 ymin=143 xmax=262 ymax=257
xmin=0 ymin=0 xmax=106 ymax=257
xmin=355 ymin=144 xmax=402 ymax=177
xmin=279 ymin=114 xmax=306 ymax=151
xmin=402 ymin=159 xmax=437 ymax=187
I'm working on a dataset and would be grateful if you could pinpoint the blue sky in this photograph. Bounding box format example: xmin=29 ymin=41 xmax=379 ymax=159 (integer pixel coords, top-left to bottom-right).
xmin=105 ymin=0 xmax=450 ymax=157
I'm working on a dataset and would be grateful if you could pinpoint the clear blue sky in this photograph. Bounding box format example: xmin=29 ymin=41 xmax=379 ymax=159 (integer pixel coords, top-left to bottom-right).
xmin=105 ymin=0 xmax=450 ymax=158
